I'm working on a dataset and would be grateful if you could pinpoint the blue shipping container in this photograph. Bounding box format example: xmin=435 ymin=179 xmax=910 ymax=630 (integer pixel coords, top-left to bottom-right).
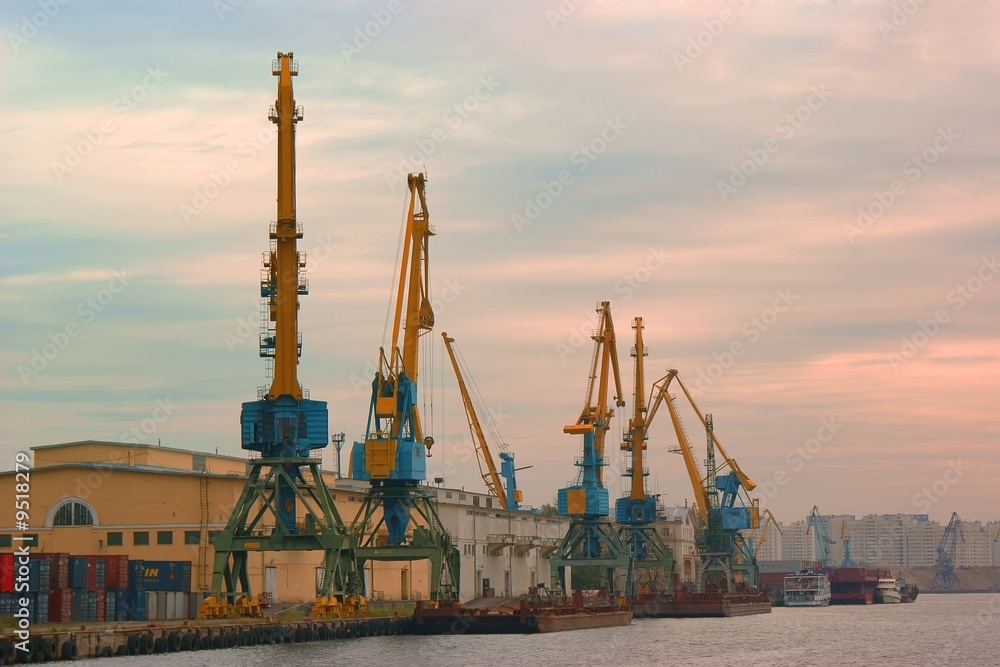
xmin=135 ymin=561 xmax=192 ymax=592
xmin=69 ymin=557 xmax=88 ymax=589
xmin=95 ymin=558 xmax=106 ymax=590
xmin=128 ymin=560 xmax=145 ymax=591
xmin=27 ymin=560 xmax=40 ymax=592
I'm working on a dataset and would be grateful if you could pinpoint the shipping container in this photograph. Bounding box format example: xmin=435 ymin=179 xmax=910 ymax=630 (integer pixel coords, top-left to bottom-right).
xmin=69 ymin=556 xmax=88 ymax=589
xmin=96 ymin=590 xmax=106 ymax=622
xmin=50 ymin=553 xmax=70 ymax=589
xmin=0 ymin=553 xmax=13 ymax=593
xmin=116 ymin=590 xmax=146 ymax=621
xmin=105 ymin=555 xmax=129 ymax=589
xmin=129 ymin=559 xmax=145 ymax=591
xmin=106 ymin=588 xmax=116 ymax=621
xmin=48 ymin=589 xmax=72 ymax=623
xmin=94 ymin=556 xmax=106 ymax=590
xmin=134 ymin=560 xmax=192 ymax=592
xmin=26 ymin=559 xmax=40 ymax=592
xmin=71 ymin=589 xmax=90 ymax=622
xmin=32 ymin=593 xmax=49 ymax=623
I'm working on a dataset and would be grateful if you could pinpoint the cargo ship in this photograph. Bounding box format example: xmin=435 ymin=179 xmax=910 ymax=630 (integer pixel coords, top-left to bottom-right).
xmin=411 ymin=591 xmax=632 ymax=634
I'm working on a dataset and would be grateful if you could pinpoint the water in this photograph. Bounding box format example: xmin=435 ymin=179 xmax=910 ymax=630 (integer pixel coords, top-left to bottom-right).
xmin=86 ymin=594 xmax=1000 ymax=667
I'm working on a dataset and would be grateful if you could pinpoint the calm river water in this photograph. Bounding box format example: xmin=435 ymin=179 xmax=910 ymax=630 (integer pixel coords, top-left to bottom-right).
xmin=87 ymin=593 xmax=1000 ymax=667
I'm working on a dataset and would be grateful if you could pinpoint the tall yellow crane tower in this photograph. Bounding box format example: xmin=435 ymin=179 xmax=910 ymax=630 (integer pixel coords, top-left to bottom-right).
xmin=200 ymin=53 xmax=356 ymax=619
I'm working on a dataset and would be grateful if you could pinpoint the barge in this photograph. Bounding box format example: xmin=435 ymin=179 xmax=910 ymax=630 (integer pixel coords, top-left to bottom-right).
xmin=630 ymin=574 xmax=771 ymax=618
xmin=411 ymin=592 xmax=632 ymax=634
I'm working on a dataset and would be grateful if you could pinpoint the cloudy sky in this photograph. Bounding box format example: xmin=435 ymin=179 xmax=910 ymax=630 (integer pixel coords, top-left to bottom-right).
xmin=2 ymin=1 xmax=998 ymax=527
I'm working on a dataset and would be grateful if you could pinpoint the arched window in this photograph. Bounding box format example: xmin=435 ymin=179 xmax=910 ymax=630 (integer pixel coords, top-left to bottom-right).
xmin=52 ymin=500 xmax=95 ymax=526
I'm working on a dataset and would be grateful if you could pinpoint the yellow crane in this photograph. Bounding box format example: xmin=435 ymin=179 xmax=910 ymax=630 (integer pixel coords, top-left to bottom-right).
xmin=441 ymin=332 xmax=523 ymax=511
xmin=647 ymin=368 xmax=760 ymax=591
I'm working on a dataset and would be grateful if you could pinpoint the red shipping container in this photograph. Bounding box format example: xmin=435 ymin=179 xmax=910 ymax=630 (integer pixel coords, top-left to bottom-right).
xmin=50 ymin=553 xmax=70 ymax=589
xmin=96 ymin=590 xmax=106 ymax=622
xmin=85 ymin=556 xmax=98 ymax=592
xmin=105 ymin=555 xmax=129 ymax=590
xmin=48 ymin=589 xmax=72 ymax=623
xmin=0 ymin=553 xmax=13 ymax=593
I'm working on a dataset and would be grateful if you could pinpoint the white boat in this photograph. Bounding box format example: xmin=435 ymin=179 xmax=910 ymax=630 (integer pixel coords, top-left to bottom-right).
xmin=783 ymin=571 xmax=831 ymax=607
xmin=875 ymin=578 xmax=902 ymax=604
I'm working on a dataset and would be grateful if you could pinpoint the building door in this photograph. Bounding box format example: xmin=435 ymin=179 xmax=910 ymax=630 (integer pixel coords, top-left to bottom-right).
xmin=265 ymin=567 xmax=277 ymax=602
xmin=401 ymin=568 xmax=410 ymax=600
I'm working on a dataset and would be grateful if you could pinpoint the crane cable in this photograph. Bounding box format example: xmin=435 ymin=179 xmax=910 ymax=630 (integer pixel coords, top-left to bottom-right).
xmin=380 ymin=187 xmax=410 ymax=350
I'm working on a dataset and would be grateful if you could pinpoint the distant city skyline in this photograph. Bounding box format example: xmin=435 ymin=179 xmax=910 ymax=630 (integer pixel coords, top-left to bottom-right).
xmin=2 ymin=3 xmax=998 ymax=528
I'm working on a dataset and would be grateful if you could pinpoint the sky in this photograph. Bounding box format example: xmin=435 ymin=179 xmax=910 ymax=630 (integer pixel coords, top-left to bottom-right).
xmin=1 ymin=1 xmax=998 ymax=528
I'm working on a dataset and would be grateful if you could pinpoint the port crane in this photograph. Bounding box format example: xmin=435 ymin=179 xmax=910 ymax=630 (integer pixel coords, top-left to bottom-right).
xmin=442 ymin=332 xmax=523 ymax=511
xmin=839 ymin=520 xmax=856 ymax=567
xmin=748 ymin=508 xmax=782 ymax=561
xmin=348 ymin=173 xmax=459 ymax=601
xmin=807 ymin=506 xmax=833 ymax=565
xmin=551 ymin=301 xmax=629 ymax=594
xmin=648 ymin=368 xmax=760 ymax=591
xmin=932 ymin=511 xmax=964 ymax=589
xmin=201 ymin=53 xmax=357 ymax=619
xmin=615 ymin=317 xmax=674 ymax=597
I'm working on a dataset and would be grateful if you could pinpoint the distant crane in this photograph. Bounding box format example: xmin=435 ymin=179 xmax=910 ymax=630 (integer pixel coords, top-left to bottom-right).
xmin=932 ymin=512 xmax=964 ymax=589
xmin=442 ymin=332 xmax=524 ymax=511
xmin=551 ymin=301 xmax=629 ymax=593
xmin=348 ymin=173 xmax=459 ymax=601
xmin=840 ymin=521 xmax=856 ymax=567
xmin=649 ymin=368 xmax=760 ymax=591
xmin=200 ymin=53 xmax=356 ymax=620
xmin=807 ymin=506 xmax=833 ymax=565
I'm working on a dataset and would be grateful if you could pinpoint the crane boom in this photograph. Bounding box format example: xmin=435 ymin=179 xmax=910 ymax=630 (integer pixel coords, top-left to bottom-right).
xmin=442 ymin=332 xmax=508 ymax=510
xmin=565 ymin=301 xmax=625 ymax=485
xmin=266 ymin=52 xmax=304 ymax=401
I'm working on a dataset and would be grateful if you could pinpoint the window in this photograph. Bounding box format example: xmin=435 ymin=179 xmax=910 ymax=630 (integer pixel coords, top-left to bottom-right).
xmin=209 ymin=531 xmax=220 ymax=544
xmin=0 ymin=535 xmax=11 ymax=548
xmin=192 ymin=455 xmax=207 ymax=472
xmin=486 ymin=497 xmax=493 ymax=509
xmin=459 ymin=494 xmax=466 ymax=501
xmin=157 ymin=531 xmax=173 ymax=545
xmin=52 ymin=501 xmax=94 ymax=526
xmin=107 ymin=532 xmax=123 ymax=546
xmin=22 ymin=534 xmax=38 ymax=547
xmin=184 ymin=531 xmax=201 ymax=545
xmin=445 ymin=491 xmax=453 ymax=499
xmin=134 ymin=531 xmax=149 ymax=546
xmin=473 ymin=496 xmax=480 ymax=507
